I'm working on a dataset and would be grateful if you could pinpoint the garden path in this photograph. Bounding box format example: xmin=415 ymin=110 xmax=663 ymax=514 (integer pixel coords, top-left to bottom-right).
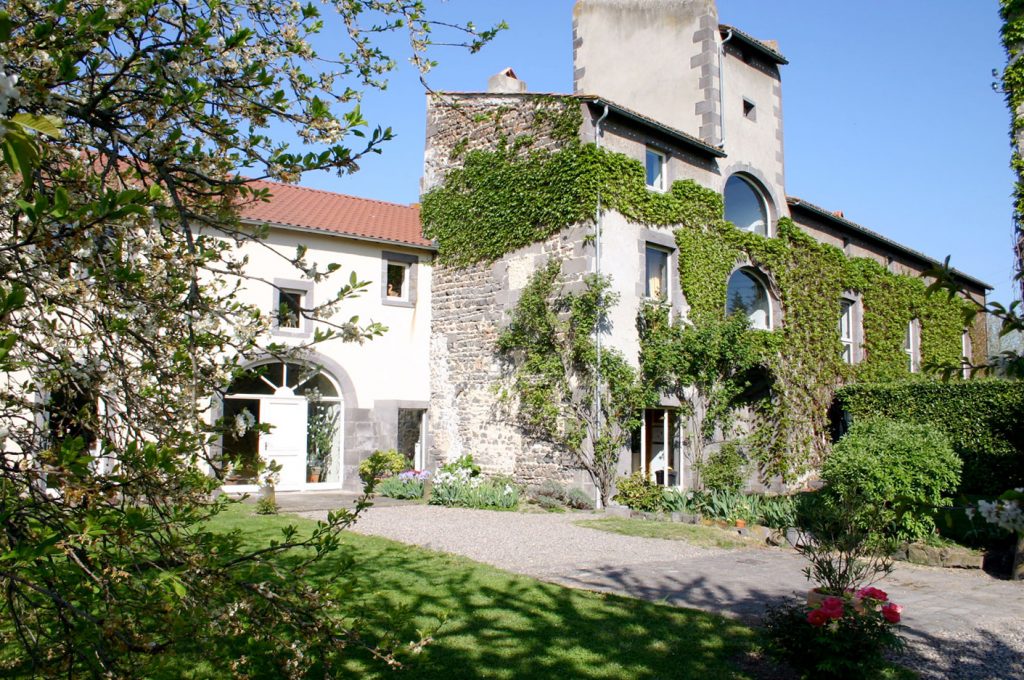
xmin=296 ymin=502 xmax=1024 ymax=679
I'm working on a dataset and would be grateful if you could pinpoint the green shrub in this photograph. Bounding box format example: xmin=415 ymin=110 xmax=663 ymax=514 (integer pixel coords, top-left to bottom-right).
xmin=376 ymin=473 xmax=427 ymax=500
xmin=822 ymin=419 xmax=961 ymax=543
xmin=358 ymin=449 xmax=408 ymax=486
xmin=613 ymin=472 xmax=664 ymax=512
xmin=254 ymin=497 xmax=278 ymax=515
xmin=528 ymin=480 xmax=595 ymax=511
xmin=696 ymin=443 xmax=746 ymax=492
xmin=564 ymin=487 xmax=596 ymax=511
xmin=534 ymin=495 xmax=565 ymax=512
xmin=837 ymin=380 xmax=1024 ymax=495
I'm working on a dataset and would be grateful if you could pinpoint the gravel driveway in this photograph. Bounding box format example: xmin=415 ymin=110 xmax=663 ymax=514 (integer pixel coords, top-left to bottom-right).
xmin=302 ymin=504 xmax=1024 ymax=679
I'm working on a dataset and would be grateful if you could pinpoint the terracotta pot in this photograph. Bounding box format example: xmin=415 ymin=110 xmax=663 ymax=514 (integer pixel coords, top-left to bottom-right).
xmin=734 ymin=519 xmax=747 ymax=529
xmin=806 ymin=588 xmax=840 ymax=607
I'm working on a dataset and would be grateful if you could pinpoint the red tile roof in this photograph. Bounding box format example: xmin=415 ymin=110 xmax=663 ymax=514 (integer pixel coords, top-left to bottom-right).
xmin=238 ymin=179 xmax=430 ymax=249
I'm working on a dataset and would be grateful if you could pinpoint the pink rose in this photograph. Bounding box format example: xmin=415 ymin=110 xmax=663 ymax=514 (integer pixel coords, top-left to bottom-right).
xmin=881 ymin=603 xmax=902 ymax=624
xmin=855 ymin=587 xmax=888 ymax=602
xmin=820 ymin=596 xmax=845 ymax=620
xmin=807 ymin=608 xmax=829 ymax=626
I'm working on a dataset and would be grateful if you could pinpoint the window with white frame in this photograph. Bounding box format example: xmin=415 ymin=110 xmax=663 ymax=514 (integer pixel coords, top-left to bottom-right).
xmin=724 ymin=174 xmax=770 ymax=236
xmin=645 ymin=245 xmax=670 ymax=301
xmin=726 ymin=269 xmax=772 ymax=330
xmin=904 ymin=319 xmax=920 ymax=373
xmin=839 ymin=299 xmax=854 ymax=364
xmin=645 ymin=148 xmax=666 ymax=191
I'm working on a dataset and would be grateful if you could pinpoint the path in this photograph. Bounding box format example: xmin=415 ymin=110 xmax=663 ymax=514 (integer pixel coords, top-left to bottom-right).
xmin=293 ymin=503 xmax=1024 ymax=679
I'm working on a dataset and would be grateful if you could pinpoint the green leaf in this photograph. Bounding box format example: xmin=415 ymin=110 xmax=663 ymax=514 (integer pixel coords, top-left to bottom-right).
xmin=10 ymin=113 xmax=63 ymax=139
xmin=0 ymin=11 xmax=12 ymax=42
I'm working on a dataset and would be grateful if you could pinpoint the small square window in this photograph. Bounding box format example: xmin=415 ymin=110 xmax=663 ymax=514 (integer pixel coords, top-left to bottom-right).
xmin=386 ymin=262 xmax=409 ymax=301
xmin=645 ymin=246 xmax=669 ymax=301
xmin=277 ymin=288 xmax=304 ymax=328
xmin=645 ymin=148 xmax=666 ymax=191
xmin=742 ymin=98 xmax=756 ymax=120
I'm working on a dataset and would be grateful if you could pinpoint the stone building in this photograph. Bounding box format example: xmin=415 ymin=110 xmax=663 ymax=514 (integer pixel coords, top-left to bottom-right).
xmin=421 ymin=0 xmax=990 ymax=498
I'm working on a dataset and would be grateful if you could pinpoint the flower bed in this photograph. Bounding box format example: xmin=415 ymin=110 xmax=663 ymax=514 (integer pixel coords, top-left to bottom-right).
xmin=376 ymin=470 xmax=430 ymax=500
xmin=429 ymin=467 xmax=520 ymax=510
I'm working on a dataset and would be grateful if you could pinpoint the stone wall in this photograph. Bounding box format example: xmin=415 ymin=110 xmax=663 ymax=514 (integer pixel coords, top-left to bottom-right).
xmin=424 ymin=94 xmax=597 ymax=491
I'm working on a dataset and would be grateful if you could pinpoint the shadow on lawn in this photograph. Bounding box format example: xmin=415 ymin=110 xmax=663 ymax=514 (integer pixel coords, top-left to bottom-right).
xmin=310 ymin=537 xmax=766 ymax=679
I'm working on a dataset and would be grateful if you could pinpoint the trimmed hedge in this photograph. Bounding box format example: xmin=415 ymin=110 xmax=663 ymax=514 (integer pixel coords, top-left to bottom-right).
xmin=836 ymin=381 xmax=1024 ymax=495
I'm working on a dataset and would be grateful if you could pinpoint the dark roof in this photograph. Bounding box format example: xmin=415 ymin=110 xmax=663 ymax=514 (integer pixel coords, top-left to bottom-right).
xmin=720 ymin=25 xmax=788 ymax=65
xmin=787 ymin=197 xmax=991 ymax=291
xmin=579 ymin=96 xmax=727 ymax=158
xmin=238 ymin=179 xmax=430 ymax=250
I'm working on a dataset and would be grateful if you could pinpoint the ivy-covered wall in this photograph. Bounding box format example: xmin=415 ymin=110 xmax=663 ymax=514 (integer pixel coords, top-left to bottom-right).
xmin=421 ymin=93 xmax=980 ymax=483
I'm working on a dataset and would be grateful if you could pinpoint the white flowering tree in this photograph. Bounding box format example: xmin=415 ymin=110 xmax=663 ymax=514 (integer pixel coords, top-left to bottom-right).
xmin=0 ymin=1 xmax=500 ymax=675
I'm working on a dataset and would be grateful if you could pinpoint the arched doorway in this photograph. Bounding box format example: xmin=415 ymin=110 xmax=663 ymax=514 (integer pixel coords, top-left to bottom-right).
xmin=221 ymin=361 xmax=344 ymax=490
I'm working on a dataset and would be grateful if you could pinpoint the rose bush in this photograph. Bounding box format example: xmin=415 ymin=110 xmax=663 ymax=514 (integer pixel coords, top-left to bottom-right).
xmin=765 ymin=588 xmax=905 ymax=678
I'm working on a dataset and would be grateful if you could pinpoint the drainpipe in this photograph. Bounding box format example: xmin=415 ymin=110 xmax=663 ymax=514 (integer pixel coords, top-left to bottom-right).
xmin=718 ymin=29 xmax=733 ymax=148
xmin=593 ymin=102 xmax=610 ymax=509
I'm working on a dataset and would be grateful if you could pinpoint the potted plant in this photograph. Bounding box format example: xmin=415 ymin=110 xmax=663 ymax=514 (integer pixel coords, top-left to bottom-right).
xmin=795 ymin=491 xmax=894 ymax=601
xmin=306 ymin=397 xmax=339 ymax=484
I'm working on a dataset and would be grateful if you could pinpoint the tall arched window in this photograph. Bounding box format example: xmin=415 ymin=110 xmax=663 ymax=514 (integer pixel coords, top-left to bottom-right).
xmin=724 ymin=174 xmax=770 ymax=236
xmin=726 ymin=269 xmax=772 ymax=330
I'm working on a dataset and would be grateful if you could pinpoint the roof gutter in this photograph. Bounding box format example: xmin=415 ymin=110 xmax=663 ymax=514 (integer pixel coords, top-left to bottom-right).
xmin=584 ymin=97 xmax=726 ymax=158
xmin=786 ymin=200 xmax=991 ymax=291
xmin=718 ymin=28 xmax=733 ymax=148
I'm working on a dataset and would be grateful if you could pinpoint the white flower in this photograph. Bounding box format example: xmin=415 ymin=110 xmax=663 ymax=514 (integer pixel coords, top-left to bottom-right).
xmin=0 ymin=69 xmax=20 ymax=116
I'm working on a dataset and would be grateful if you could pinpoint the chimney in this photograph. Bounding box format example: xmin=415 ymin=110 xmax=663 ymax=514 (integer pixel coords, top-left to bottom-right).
xmin=487 ymin=67 xmax=527 ymax=93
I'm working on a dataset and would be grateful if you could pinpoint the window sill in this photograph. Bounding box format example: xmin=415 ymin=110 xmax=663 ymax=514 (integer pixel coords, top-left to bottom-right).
xmin=382 ymin=298 xmax=415 ymax=309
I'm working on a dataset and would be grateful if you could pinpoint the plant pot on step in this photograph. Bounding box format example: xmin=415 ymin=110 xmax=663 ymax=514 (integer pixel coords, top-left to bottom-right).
xmin=307 ymin=466 xmax=322 ymax=483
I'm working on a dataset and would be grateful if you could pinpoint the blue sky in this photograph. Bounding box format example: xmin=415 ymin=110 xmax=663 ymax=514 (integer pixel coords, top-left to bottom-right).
xmin=298 ymin=1 xmax=1015 ymax=305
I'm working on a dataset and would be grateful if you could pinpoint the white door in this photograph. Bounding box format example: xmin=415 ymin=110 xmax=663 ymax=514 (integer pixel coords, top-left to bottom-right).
xmin=261 ymin=398 xmax=308 ymax=489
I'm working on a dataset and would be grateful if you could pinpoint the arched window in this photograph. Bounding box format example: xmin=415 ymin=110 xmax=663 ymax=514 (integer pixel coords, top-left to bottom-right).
xmin=724 ymin=174 xmax=770 ymax=236
xmin=726 ymin=269 xmax=771 ymax=330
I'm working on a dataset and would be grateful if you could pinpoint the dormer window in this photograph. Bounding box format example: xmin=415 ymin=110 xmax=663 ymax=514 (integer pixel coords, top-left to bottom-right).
xmin=645 ymin=148 xmax=666 ymax=191
xmin=724 ymin=174 xmax=770 ymax=236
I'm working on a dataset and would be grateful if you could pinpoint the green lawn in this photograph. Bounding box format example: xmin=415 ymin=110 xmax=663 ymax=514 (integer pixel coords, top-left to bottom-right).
xmin=191 ymin=505 xmax=761 ymax=679
xmin=575 ymin=517 xmax=762 ymax=549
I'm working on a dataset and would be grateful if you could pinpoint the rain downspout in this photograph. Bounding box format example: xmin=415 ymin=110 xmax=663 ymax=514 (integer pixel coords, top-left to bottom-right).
xmin=718 ymin=28 xmax=733 ymax=147
xmin=593 ymin=101 xmax=610 ymax=509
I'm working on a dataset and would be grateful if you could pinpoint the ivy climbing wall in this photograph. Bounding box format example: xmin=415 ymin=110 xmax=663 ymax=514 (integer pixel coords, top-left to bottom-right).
xmin=421 ymin=92 xmax=986 ymax=486
xmin=422 ymin=93 xmax=600 ymax=488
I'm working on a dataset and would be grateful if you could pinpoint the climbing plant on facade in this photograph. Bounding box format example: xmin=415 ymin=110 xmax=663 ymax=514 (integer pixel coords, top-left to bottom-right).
xmin=496 ymin=260 xmax=647 ymax=506
xmin=423 ymin=95 xmax=976 ymax=484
